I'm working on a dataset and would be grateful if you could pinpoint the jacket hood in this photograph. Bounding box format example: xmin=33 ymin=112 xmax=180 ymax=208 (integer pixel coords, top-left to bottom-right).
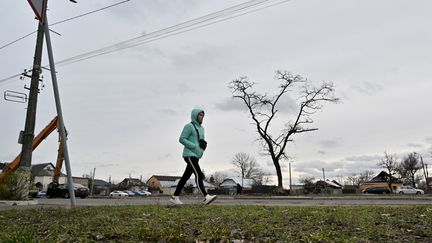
xmin=191 ymin=108 xmax=204 ymax=125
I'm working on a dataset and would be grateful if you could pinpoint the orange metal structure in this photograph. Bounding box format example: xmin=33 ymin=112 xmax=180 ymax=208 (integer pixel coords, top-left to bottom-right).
xmin=0 ymin=116 xmax=65 ymax=182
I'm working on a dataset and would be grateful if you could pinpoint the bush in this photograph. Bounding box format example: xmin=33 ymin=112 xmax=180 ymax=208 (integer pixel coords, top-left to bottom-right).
xmin=0 ymin=169 xmax=31 ymax=200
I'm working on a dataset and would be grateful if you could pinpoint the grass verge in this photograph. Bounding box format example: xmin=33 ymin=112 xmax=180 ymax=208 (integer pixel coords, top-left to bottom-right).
xmin=0 ymin=205 xmax=431 ymax=242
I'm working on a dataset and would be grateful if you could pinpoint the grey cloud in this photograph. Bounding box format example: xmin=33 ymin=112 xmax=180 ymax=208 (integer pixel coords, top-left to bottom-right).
xmin=107 ymin=1 xmax=201 ymax=24
xmin=318 ymin=139 xmax=340 ymax=149
xmin=159 ymin=153 xmax=173 ymax=160
xmin=407 ymin=143 xmax=424 ymax=148
xmin=159 ymin=109 xmax=177 ymax=116
xmin=350 ymin=82 xmax=383 ymax=96
xmin=345 ymin=154 xmax=382 ymax=163
xmin=294 ymin=156 xmax=382 ymax=180
xmin=317 ymin=150 xmax=326 ymax=155
xmin=277 ymin=96 xmax=298 ymax=114
xmin=177 ymin=83 xmax=194 ymax=95
xmin=425 ymin=136 xmax=432 ymax=144
xmin=215 ymin=98 xmax=246 ymax=112
xmin=170 ymin=46 xmax=219 ymax=69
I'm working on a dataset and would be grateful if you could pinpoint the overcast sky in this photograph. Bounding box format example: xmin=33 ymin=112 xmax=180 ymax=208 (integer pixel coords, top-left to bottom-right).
xmin=1 ymin=0 xmax=431 ymax=186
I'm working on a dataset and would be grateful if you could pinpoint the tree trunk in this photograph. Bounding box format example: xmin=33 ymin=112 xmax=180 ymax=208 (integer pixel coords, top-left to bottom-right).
xmin=273 ymin=158 xmax=283 ymax=188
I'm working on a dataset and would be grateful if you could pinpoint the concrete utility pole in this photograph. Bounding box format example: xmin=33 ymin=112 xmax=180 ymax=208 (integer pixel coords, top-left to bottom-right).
xmin=289 ymin=162 xmax=292 ymax=191
xmin=17 ymin=3 xmax=47 ymax=200
xmin=20 ymin=12 xmax=46 ymax=169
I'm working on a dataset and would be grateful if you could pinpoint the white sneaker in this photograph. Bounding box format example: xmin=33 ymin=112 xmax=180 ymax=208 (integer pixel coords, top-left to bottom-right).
xmin=203 ymin=194 xmax=217 ymax=205
xmin=169 ymin=196 xmax=183 ymax=205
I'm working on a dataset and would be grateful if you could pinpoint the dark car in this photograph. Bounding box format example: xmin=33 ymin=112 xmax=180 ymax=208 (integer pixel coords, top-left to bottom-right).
xmin=46 ymin=182 xmax=90 ymax=199
xmin=362 ymin=186 xmax=391 ymax=194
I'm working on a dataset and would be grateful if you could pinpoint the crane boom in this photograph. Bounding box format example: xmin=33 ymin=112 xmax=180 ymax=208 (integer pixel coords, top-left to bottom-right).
xmin=0 ymin=116 xmax=60 ymax=182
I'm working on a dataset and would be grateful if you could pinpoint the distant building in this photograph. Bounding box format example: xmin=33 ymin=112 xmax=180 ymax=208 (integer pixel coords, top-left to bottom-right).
xmin=219 ymin=177 xmax=254 ymax=195
xmin=315 ymin=179 xmax=343 ymax=194
xmin=114 ymin=178 xmax=147 ymax=192
xmin=89 ymin=179 xmax=112 ymax=196
xmin=146 ymin=175 xmax=182 ymax=194
xmin=72 ymin=177 xmax=90 ymax=188
xmin=31 ymin=163 xmax=67 ymax=190
xmin=359 ymin=171 xmax=403 ymax=191
xmin=172 ymin=178 xmax=216 ymax=195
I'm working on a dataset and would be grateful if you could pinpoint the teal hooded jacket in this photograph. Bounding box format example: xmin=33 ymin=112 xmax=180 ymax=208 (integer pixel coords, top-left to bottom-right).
xmin=179 ymin=109 xmax=205 ymax=158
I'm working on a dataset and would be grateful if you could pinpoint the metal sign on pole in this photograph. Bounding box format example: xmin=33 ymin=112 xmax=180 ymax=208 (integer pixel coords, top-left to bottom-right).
xmin=27 ymin=0 xmax=47 ymax=23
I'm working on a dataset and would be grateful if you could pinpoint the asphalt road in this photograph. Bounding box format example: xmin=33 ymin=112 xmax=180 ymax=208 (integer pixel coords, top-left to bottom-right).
xmin=2 ymin=195 xmax=432 ymax=210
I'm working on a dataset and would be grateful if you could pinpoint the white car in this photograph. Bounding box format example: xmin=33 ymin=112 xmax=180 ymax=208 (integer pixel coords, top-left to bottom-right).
xmin=396 ymin=186 xmax=424 ymax=195
xmin=123 ymin=190 xmax=136 ymax=196
xmin=110 ymin=190 xmax=129 ymax=197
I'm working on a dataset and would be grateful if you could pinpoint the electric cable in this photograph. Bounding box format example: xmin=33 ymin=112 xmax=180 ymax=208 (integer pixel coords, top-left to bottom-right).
xmin=56 ymin=0 xmax=289 ymax=66
xmin=0 ymin=0 xmax=131 ymax=51
xmin=58 ymin=0 xmax=290 ymax=66
xmin=0 ymin=0 xmax=290 ymax=84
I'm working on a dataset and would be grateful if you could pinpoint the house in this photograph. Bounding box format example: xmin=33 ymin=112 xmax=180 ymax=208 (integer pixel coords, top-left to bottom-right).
xmin=114 ymin=178 xmax=147 ymax=192
xmin=172 ymin=178 xmax=216 ymax=195
xmin=315 ymin=180 xmax=343 ymax=194
xmin=359 ymin=171 xmax=403 ymax=191
xmin=72 ymin=177 xmax=90 ymax=188
xmin=219 ymin=177 xmax=254 ymax=195
xmin=89 ymin=179 xmax=112 ymax=196
xmin=147 ymin=175 xmax=182 ymax=194
xmin=31 ymin=163 xmax=67 ymax=191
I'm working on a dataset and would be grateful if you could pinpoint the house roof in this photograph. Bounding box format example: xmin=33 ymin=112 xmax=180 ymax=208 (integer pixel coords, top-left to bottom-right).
xmin=93 ymin=179 xmax=111 ymax=187
xmin=151 ymin=175 xmax=182 ymax=182
xmin=220 ymin=177 xmax=254 ymax=188
xmin=318 ymin=180 xmax=343 ymax=188
xmin=31 ymin=163 xmax=58 ymax=177
xmin=117 ymin=178 xmax=147 ymax=187
xmin=364 ymin=171 xmax=402 ymax=183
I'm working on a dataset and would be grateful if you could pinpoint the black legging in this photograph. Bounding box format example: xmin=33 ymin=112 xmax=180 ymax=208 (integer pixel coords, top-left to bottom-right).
xmin=173 ymin=157 xmax=207 ymax=197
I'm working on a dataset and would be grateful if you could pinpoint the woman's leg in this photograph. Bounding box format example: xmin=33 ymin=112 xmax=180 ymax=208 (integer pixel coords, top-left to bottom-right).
xmin=173 ymin=162 xmax=193 ymax=196
xmin=184 ymin=157 xmax=207 ymax=197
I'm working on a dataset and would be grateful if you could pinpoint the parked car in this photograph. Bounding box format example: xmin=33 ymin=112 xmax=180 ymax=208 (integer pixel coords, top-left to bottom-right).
xmin=46 ymin=182 xmax=90 ymax=199
xmin=123 ymin=190 xmax=135 ymax=196
xmin=110 ymin=190 xmax=129 ymax=197
xmin=29 ymin=190 xmax=47 ymax=198
xmin=133 ymin=190 xmax=152 ymax=196
xmin=395 ymin=186 xmax=424 ymax=195
xmin=36 ymin=191 xmax=47 ymax=198
xmin=362 ymin=186 xmax=391 ymax=194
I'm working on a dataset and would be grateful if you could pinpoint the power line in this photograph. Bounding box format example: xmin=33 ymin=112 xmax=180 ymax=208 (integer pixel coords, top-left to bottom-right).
xmin=56 ymin=0 xmax=289 ymax=66
xmin=1 ymin=0 xmax=290 ymax=84
xmin=50 ymin=0 xmax=131 ymax=26
xmin=0 ymin=0 xmax=131 ymax=51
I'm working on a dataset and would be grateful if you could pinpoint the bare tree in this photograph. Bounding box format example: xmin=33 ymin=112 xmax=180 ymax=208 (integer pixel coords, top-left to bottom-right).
xmin=347 ymin=170 xmax=375 ymax=186
xmin=229 ymin=70 xmax=339 ymax=188
xmin=231 ymin=152 xmax=266 ymax=186
xmin=299 ymin=176 xmax=316 ymax=194
xmin=377 ymin=152 xmax=399 ymax=192
xmin=398 ymin=152 xmax=422 ymax=187
xmin=209 ymin=171 xmax=229 ymax=186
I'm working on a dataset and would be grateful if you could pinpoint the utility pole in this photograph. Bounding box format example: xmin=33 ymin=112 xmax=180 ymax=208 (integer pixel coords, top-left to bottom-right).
xmin=420 ymin=155 xmax=429 ymax=193
xmin=322 ymin=168 xmax=325 ymax=181
xmin=289 ymin=161 xmax=292 ymax=192
xmin=20 ymin=9 xmax=46 ymax=169
xmin=17 ymin=2 xmax=47 ymax=200
xmin=91 ymin=167 xmax=96 ymax=196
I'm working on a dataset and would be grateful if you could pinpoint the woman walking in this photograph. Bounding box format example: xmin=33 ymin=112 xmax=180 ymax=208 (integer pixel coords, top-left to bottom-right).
xmin=170 ymin=109 xmax=217 ymax=205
